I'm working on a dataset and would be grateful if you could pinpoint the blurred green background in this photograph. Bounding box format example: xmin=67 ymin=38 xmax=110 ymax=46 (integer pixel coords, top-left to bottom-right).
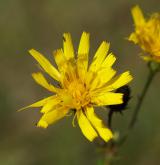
xmin=0 ymin=0 xmax=160 ymax=164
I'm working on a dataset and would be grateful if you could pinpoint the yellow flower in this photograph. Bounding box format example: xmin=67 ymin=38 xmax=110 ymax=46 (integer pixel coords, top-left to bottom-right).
xmin=21 ymin=32 xmax=132 ymax=142
xmin=129 ymin=5 xmax=160 ymax=63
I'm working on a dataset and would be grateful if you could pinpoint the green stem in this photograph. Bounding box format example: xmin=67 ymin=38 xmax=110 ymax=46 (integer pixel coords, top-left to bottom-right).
xmin=129 ymin=63 xmax=157 ymax=129
xmin=118 ymin=62 xmax=159 ymax=146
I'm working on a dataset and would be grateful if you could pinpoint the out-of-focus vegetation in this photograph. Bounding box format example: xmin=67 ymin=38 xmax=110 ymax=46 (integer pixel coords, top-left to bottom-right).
xmin=0 ymin=0 xmax=160 ymax=164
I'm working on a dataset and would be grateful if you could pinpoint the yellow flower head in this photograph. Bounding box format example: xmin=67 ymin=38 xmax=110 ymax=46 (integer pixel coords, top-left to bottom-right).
xmin=129 ymin=5 xmax=160 ymax=63
xmin=21 ymin=32 xmax=132 ymax=142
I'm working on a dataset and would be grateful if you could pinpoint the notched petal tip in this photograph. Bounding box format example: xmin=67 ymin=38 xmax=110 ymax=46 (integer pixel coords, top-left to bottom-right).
xmin=53 ymin=49 xmax=63 ymax=57
xmin=37 ymin=120 xmax=48 ymax=128
xmin=28 ymin=48 xmax=34 ymax=52
xmin=31 ymin=72 xmax=40 ymax=78
xmin=103 ymin=129 xmax=113 ymax=142
xmin=132 ymin=5 xmax=141 ymax=12
xmin=100 ymin=41 xmax=110 ymax=52
xmin=63 ymin=32 xmax=71 ymax=41
xmin=82 ymin=31 xmax=89 ymax=34
xmin=28 ymin=49 xmax=38 ymax=56
xmin=80 ymin=31 xmax=90 ymax=39
xmin=82 ymin=31 xmax=90 ymax=40
xmin=127 ymin=71 xmax=133 ymax=81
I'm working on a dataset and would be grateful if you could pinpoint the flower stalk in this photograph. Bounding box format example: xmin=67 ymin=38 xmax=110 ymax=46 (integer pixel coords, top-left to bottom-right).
xmin=129 ymin=61 xmax=159 ymax=129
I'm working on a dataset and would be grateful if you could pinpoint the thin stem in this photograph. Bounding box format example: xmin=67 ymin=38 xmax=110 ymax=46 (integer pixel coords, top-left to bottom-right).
xmin=117 ymin=62 xmax=159 ymax=146
xmin=129 ymin=65 xmax=156 ymax=129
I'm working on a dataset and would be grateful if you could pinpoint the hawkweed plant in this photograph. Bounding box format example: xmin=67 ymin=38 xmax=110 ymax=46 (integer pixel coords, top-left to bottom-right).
xmin=20 ymin=32 xmax=132 ymax=143
xmin=19 ymin=5 xmax=160 ymax=165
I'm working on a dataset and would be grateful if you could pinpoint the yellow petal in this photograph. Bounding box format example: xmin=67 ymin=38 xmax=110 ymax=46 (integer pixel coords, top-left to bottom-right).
xmin=85 ymin=107 xmax=113 ymax=142
xmin=78 ymin=32 xmax=90 ymax=55
xmin=32 ymin=72 xmax=57 ymax=93
xmin=53 ymin=49 xmax=77 ymax=87
xmin=29 ymin=49 xmax=61 ymax=81
xmin=98 ymin=68 xmax=116 ymax=85
xmin=89 ymin=54 xmax=116 ymax=89
xmin=101 ymin=53 xmax=116 ymax=68
xmin=53 ymin=49 xmax=67 ymax=73
xmin=18 ymin=96 xmax=54 ymax=111
xmin=77 ymin=110 xmax=98 ymax=142
xmin=131 ymin=5 xmax=145 ymax=27
xmin=37 ymin=107 xmax=69 ymax=128
xmin=63 ymin=33 xmax=74 ymax=60
xmin=89 ymin=41 xmax=110 ymax=72
xmin=128 ymin=33 xmax=138 ymax=43
xmin=85 ymin=71 xmax=95 ymax=87
xmin=90 ymin=68 xmax=116 ymax=90
xmin=105 ymin=71 xmax=133 ymax=91
xmin=77 ymin=32 xmax=90 ymax=80
xmin=40 ymin=103 xmax=54 ymax=114
xmin=91 ymin=92 xmax=123 ymax=106
xmin=40 ymin=97 xmax=61 ymax=113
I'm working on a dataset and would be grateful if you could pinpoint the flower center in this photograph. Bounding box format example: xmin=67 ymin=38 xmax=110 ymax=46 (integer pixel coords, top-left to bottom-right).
xmin=62 ymin=79 xmax=90 ymax=110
